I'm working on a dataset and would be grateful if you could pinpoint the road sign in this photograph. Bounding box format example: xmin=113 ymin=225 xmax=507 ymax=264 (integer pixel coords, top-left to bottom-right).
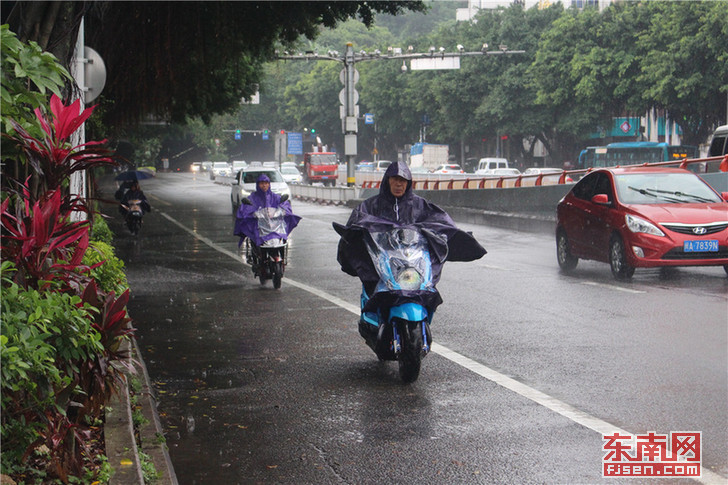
xmin=235 ymin=132 xmax=241 ymax=140
xmin=287 ymin=132 xmax=303 ymax=155
xmin=339 ymin=88 xmax=359 ymax=105
xmin=364 ymin=113 xmax=374 ymax=125
xmin=340 ymin=68 xmax=359 ymax=85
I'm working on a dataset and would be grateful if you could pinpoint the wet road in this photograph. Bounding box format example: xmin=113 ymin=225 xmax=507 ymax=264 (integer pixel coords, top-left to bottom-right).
xmin=102 ymin=172 xmax=727 ymax=484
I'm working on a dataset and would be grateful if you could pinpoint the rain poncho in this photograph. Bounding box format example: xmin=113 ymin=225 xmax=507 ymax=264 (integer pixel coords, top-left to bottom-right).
xmin=234 ymin=174 xmax=301 ymax=247
xmin=333 ymin=161 xmax=486 ymax=309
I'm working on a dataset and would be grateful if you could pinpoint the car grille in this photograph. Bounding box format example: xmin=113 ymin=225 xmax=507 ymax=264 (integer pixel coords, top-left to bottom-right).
xmin=661 ymin=222 xmax=728 ymax=235
xmin=662 ymin=246 xmax=728 ymax=260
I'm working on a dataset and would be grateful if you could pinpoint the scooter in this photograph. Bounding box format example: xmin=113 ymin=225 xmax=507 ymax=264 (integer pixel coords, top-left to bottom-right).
xmin=122 ymin=199 xmax=144 ymax=235
xmin=359 ymin=227 xmax=436 ymax=383
xmin=242 ymin=203 xmax=289 ymax=289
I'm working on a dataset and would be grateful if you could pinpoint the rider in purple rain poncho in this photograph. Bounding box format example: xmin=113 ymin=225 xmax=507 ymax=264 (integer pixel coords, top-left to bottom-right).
xmin=234 ymin=174 xmax=301 ymax=247
xmin=333 ymin=161 xmax=486 ymax=344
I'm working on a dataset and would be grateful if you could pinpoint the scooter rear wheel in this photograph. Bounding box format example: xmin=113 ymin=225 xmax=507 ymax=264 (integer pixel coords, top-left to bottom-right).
xmin=272 ymin=262 xmax=283 ymax=289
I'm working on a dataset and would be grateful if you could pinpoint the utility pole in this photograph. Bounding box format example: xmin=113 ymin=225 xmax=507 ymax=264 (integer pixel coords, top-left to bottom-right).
xmin=278 ymin=43 xmax=525 ymax=186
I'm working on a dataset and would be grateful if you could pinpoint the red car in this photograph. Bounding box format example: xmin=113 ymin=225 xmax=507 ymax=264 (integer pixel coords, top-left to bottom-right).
xmin=556 ymin=167 xmax=728 ymax=279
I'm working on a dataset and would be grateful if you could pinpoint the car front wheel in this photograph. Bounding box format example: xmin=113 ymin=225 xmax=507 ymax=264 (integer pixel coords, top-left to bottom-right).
xmin=609 ymin=234 xmax=635 ymax=280
xmin=556 ymin=229 xmax=578 ymax=271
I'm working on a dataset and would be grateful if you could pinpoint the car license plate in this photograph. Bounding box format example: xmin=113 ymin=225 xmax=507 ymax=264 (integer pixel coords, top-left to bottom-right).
xmin=683 ymin=240 xmax=719 ymax=252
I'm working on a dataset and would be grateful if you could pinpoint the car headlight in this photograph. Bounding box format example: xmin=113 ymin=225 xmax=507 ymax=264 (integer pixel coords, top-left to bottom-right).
xmin=625 ymin=214 xmax=664 ymax=236
xmin=396 ymin=268 xmax=423 ymax=290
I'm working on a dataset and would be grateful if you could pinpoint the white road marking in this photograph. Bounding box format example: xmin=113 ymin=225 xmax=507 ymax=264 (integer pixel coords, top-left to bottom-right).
xmin=581 ymin=281 xmax=646 ymax=294
xmin=158 ymin=210 xmax=724 ymax=484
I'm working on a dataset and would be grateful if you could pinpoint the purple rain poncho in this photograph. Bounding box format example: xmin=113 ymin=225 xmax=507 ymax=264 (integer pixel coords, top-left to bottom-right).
xmin=234 ymin=174 xmax=301 ymax=247
xmin=333 ymin=161 xmax=486 ymax=310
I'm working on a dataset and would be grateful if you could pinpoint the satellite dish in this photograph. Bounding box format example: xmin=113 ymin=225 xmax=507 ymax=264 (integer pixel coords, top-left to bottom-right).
xmin=84 ymin=46 xmax=106 ymax=103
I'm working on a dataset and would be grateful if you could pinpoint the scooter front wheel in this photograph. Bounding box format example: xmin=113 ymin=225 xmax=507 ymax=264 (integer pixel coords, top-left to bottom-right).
xmin=397 ymin=321 xmax=424 ymax=383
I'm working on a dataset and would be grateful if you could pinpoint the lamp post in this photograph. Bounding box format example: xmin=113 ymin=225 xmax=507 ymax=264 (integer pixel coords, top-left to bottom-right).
xmin=277 ymin=43 xmax=525 ymax=186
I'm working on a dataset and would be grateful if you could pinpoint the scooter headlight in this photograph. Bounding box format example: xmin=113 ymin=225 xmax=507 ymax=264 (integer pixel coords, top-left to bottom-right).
xmin=396 ymin=267 xmax=423 ymax=290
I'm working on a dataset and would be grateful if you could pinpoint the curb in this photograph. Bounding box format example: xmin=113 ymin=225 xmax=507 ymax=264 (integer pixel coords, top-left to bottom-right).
xmin=105 ymin=337 xmax=178 ymax=485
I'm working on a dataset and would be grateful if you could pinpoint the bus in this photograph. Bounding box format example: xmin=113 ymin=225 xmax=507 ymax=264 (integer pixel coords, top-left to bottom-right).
xmin=577 ymin=142 xmax=699 ymax=170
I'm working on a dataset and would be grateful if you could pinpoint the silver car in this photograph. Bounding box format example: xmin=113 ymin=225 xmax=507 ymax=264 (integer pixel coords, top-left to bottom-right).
xmin=230 ymin=164 xmax=291 ymax=214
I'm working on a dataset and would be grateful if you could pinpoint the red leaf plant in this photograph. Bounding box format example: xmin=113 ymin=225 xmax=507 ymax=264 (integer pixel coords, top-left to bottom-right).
xmin=7 ymin=93 xmax=115 ymax=203
xmin=0 ymin=187 xmax=98 ymax=292
xmin=79 ymin=279 xmax=137 ymax=414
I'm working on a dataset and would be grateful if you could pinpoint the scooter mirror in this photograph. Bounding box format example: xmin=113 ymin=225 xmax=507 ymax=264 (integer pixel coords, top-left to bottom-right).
xmin=280 ymin=194 xmax=289 ymax=203
xmin=241 ymin=197 xmax=252 ymax=205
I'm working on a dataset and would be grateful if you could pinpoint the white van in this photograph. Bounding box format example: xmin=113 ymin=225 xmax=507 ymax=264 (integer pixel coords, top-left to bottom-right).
xmin=475 ymin=157 xmax=510 ymax=175
xmin=708 ymin=125 xmax=728 ymax=156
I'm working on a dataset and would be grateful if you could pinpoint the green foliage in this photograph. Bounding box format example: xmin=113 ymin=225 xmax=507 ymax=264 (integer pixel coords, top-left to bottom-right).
xmin=0 ymin=25 xmax=71 ymax=137
xmin=0 ymin=262 xmax=103 ymax=464
xmin=90 ymin=213 xmax=114 ymax=245
xmin=83 ymin=240 xmax=128 ymax=295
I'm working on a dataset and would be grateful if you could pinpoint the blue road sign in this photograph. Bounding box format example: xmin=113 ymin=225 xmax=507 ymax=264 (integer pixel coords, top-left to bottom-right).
xmin=364 ymin=113 xmax=374 ymax=125
xmin=287 ymin=132 xmax=303 ymax=155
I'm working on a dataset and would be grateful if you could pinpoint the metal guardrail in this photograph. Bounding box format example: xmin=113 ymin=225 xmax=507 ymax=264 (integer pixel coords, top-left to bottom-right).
xmin=358 ymin=156 xmax=728 ymax=190
xmin=214 ymin=156 xmax=728 ymax=201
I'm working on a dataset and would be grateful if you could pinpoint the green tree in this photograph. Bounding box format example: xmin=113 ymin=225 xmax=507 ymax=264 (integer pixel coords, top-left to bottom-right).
xmin=3 ymin=1 xmax=426 ymax=128
xmin=634 ymin=1 xmax=728 ymax=145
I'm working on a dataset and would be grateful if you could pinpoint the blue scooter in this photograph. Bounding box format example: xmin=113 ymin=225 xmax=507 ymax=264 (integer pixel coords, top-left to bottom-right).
xmin=359 ymin=227 xmax=435 ymax=383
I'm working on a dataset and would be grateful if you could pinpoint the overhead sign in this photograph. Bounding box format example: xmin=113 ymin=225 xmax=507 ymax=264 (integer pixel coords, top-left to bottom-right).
xmin=287 ymin=132 xmax=303 ymax=155
xmin=410 ymin=57 xmax=461 ymax=70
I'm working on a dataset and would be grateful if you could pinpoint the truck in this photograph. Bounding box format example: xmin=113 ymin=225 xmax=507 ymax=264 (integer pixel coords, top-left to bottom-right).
xmin=409 ymin=143 xmax=449 ymax=172
xmin=303 ymin=150 xmax=339 ymax=186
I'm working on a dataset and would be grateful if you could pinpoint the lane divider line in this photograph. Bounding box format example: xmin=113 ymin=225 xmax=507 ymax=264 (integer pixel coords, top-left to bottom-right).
xmin=581 ymin=281 xmax=646 ymax=294
xmin=157 ymin=210 xmax=723 ymax=484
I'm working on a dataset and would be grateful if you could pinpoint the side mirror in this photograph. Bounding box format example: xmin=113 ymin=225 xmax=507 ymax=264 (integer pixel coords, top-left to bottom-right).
xmin=721 ymin=192 xmax=728 ymax=202
xmin=241 ymin=197 xmax=252 ymax=205
xmin=591 ymin=193 xmax=610 ymax=206
xmin=280 ymin=194 xmax=289 ymax=203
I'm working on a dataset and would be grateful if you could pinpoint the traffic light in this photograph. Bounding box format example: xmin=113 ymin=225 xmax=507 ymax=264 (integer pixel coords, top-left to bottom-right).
xmin=311 ymin=128 xmax=316 ymax=134
xmin=263 ymin=129 xmax=269 ymax=135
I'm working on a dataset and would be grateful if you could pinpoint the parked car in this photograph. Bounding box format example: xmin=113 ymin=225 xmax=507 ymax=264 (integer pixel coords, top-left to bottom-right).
xmin=556 ymin=167 xmax=728 ymax=279
xmin=230 ymin=163 xmax=291 ymax=214
xmin=432 ymin=164 xmax=464 ymax=174
xmin=374 ymin=160 xmax=393 ymax=172
xmin=210 ymin=161 xmax=230 ymax=180
xmin=357 ymin=162 xmax=374 ymax=172
xmin=523 ymin=167 xmax=573 ymax=183
xmin=475 ymin=157 xmax=510 ymax=175
xmin=280 ymin=165 xmax=302 ymax=184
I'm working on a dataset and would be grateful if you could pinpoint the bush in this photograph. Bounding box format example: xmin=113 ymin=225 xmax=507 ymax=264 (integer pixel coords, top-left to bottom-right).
xmin=83 ymin=240 xmax=128 ymax=295
xmin=0 ymin=262 xmax=103 ymax=469
xmin=90 ymin=213 xmax=114 ymax=245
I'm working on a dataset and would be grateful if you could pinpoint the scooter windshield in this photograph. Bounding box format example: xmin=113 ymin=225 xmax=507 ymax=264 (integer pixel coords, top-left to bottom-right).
xmin=255 ymin=207 xmax=287 ymax=239
xmin=365 ymin=228 xmax=434 ymax=294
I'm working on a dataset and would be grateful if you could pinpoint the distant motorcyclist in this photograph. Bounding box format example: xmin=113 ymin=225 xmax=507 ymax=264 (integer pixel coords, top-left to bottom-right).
xmin=119 ymin=180 xmax=151 ymax=216
xmin=334 ymin=161 xmax=486 ymax=345
xmin=233 ymin=174 xmax=300 ymax=247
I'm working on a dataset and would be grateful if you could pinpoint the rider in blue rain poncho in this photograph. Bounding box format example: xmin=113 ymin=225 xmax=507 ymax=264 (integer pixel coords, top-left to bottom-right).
xmin=333 ymin=161 xmax=486 ymax=341
xmin=234 ymin=174 xmax=301 ymax=247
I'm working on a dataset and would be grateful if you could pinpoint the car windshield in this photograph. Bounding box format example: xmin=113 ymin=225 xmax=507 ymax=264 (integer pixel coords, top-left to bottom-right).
xmin=614 ymin=173 xmax=722 ymax=204
xmin=243 ymin=170 xmax=284 ymax=183
xmin=281 ymin=167 xmax=299 ymax=174
xmin=213 ymin=162 xmax=227 ymax=169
